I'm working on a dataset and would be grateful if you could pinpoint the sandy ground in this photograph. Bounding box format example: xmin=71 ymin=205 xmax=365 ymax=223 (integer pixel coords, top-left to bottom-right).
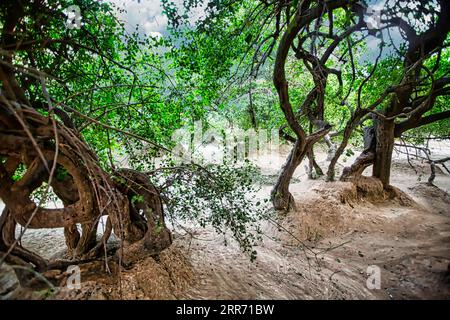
xmin=1 ymin=140 xmax=449 ymax=299
xmin=172 ymin=141 xmax=450 ymax=300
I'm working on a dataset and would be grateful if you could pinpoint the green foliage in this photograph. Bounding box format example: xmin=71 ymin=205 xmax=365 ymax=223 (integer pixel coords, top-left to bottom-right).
xmin=4 ymin=0 xmax=448 ymax=261
xmin=12 ymin=164 xmax=26 ymax=182
xmin=345 ymin=148 xmax=355 ymax=157
xmin=6 ymin=0 xmax=195 ymax=170
xmin=131 ymin=194 xmax=145 ymax=205
xmin=55 ymin=166 xmax=69 ymax=182
xmin=162 ymin=0 xmax=449 ymax=150
xmin=155 ymin=161 xmax=269 ymax=261
xmin=37 ymin=288 xmax=56 ymax=299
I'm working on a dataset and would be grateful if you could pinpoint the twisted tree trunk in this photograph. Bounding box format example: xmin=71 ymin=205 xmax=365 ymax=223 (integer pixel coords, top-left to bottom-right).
xmin=271 ymin=125 xmax=330 ymax=210
xmin=339 ymin=125 xmax=376 ymax=181
xmin=0 ymin=103 xmax=172 ymax=286
xmin=306 ymin=147 xmax=323 ymax=179
xmin=271 ymin=140 xmax=306 ymax=211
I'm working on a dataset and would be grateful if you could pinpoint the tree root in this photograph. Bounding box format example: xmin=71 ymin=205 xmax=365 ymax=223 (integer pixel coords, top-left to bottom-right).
xmin=0 ymin=103 xmax=172 ymax=287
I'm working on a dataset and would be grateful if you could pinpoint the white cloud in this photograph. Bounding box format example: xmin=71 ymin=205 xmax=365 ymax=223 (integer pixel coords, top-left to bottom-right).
xmin=107 ymin=0 xmax=168 ymax=37
xmin=107 ymin=0 xmax=207 ymax=38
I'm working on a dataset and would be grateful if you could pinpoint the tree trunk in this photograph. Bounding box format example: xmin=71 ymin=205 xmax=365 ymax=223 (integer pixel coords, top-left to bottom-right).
xmin=307 ymin=149 xmax=322 ymax=179
xmin=324 ymin=134 xmax=336 ymax=161
xmin=271 ymin=140 xmax=306 ymax=210
xmin=327 ymin=129 xmax=352 ymax=181
xmin=0 ymin=103 xmax=172 ymax=281
xmin=340 ymin=151 xmax=375 ymax=181
xmin=248 ymin=85 xmax=257 ymax=129
xmin=339 ymin=125 xmax=376 ymax=181
xmin=326 ymin=110 xmax=366 ymax=181
xmin=372 ymin=119 xmax=395 ymax=187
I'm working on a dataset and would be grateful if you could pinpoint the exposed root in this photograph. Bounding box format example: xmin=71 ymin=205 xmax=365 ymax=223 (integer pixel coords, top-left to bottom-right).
xmin=0 ymin=102 xmax=172 ymax=287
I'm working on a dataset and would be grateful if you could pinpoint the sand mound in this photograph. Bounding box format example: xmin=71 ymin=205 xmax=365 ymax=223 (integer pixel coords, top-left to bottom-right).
xmin=282 ymin=178 xmax=418 ymax=244
xmin=355 ymin=176 xmax=416 ymax=206
xmin=115 ymin=246 xmax=194 ymax=300
xmin=4 ymin=246 xmax=194 ymax=300
xmin=282 ymin=181 xmax=356 ymax=243
xmin=64 ymin=246 xmax=193 ymax=300
xmin=408 ymin=183 xmax=450 ymax=214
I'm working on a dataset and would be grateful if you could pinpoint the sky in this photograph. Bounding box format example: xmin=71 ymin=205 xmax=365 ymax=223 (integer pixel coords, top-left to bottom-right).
xmin=104 ymin=0 xmax=434 ymax=64
xmin=107 ymin=0 xmax=206 ymax=39
xmin=108 ymin=0 xmax=168 ymax=38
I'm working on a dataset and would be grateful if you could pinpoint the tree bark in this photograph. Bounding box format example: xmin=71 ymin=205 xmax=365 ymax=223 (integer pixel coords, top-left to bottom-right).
xmin=271 ymin=140 xmax=306 ymax=211
xmin=340 ymin=151 xmax=375 ymax=181
xmin=307 ymin=148 xmax=323 ymax=179
xmin=324 ymin=134 xmax=336 ymax=161
xmin=0 ymin=103 xmax=172 ymax=278
xmin=327 ymin=125 xmax=354 ymax=181
xmin=271 ymin=125 xmax=330 ymax=210
xmin=372 ymin=119 xmax=395 ymax=187
xmin=339 ymin=124 xmax=376 ymax=181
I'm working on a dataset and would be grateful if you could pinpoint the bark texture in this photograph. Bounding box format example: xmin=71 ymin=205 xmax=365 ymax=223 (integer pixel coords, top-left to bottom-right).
xmin=0 ymin=103 xmax=172 ymax=285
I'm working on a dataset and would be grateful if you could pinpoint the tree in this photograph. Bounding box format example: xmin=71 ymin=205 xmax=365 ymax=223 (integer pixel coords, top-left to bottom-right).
xmin=0 ymin=1 xmax=173 ymax=280
xmin=330 ymin=0 xmax=450 ymax=187
xmin=0 ymin=0 xmax=266 ymax=286
xmin=166 ymin=0 xmax=450 ymax=210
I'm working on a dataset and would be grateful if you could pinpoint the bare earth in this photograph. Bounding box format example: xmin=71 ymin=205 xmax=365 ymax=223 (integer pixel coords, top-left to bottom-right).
xmin=176 ymin=142 xmax=450 ymax=300
xmin=1 ymin=141 xmax=449 ymax=300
